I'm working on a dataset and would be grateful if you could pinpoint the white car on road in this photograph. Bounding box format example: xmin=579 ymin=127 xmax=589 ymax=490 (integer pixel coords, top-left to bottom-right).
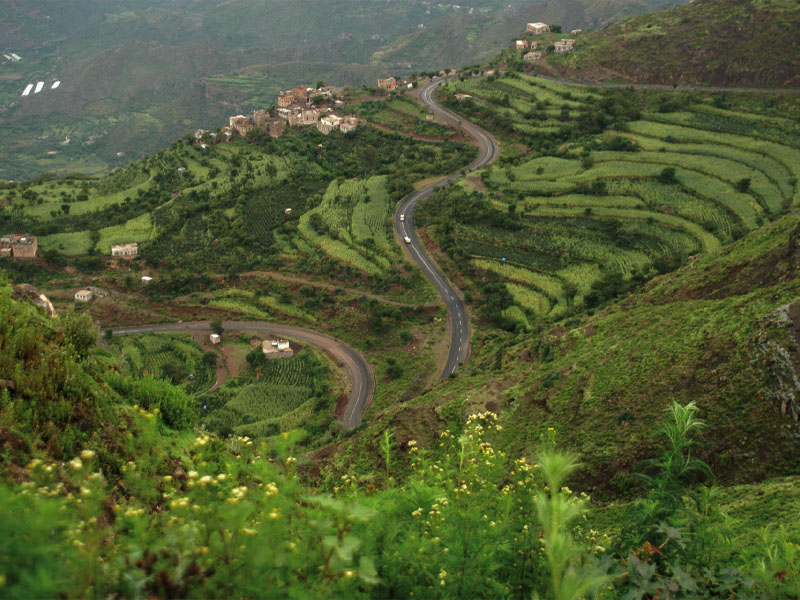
xmin=400 ymin=214 xmax=405 ymax=221
xmin=404 ymin=236 xmax=411 ymax=243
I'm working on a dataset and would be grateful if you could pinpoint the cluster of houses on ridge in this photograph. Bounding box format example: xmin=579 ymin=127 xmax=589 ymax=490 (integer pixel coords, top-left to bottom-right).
xmin=515 ymin=22 xmax=580 ymax=61
xmin=195 ymin=84 xmax=360 ymax=144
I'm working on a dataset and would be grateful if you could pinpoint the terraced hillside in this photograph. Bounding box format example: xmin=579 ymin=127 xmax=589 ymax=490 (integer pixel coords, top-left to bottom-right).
xmin=202 ymin=348 xmax=332 ymax=439
xmin=548 ymin=0 xmax=800 ymax=87
xmin=1 ymin=124 xmax=473 ymax=302
xmin=418 ymin=73 xmax=799 ymax=330
xmin=112 ymin=333 xmax=216 ymax=394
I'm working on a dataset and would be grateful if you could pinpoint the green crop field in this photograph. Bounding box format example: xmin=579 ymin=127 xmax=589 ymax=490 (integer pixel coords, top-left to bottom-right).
xmin=421 ymin=73 xmax=799 ymax=327
xmin=201 ymin=349 xmax=328 ymax=439
xmin=296 ymin=175 xmax=396 ymax=276
xmin=112 ymin=333 xmax=216 ymax=394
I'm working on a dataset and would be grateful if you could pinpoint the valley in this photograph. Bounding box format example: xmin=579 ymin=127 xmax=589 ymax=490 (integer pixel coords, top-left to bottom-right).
xmin=2 ymin=0 xmax=800 ymax=596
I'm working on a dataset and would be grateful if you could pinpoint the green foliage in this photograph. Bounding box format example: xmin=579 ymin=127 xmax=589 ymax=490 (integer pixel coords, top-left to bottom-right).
xmin=550 ymin=0 xmax=800 ymax=88
xmin=106 ymin=373 xmax=194 ymax=430
xmin=0 ymin=280 xmax=109 ymax=459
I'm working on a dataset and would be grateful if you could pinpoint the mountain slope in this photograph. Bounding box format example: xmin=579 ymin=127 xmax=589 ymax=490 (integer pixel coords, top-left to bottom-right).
xmin=550 ymin=0 xmax=800 ymax=87
xmin=332 ymin=208 xmax=800 ymax=498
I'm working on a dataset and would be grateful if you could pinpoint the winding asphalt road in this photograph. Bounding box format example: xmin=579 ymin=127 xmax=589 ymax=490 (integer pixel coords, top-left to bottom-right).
xmin=112 ymin=81 xmax=496 ymax=426
xmin=394 ymin=77 xmax=499 ymax=378
xmin=112 ymin=321 xmax=374 ymax=430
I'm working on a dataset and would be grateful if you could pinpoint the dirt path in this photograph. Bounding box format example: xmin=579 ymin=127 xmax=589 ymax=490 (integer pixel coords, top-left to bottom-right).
xmin=189 ymin=330 xmax=228 ymax=394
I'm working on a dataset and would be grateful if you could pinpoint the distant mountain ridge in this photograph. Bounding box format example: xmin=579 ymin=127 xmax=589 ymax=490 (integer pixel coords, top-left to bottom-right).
xmin=1 ymin=0 xmax=689 ymax=180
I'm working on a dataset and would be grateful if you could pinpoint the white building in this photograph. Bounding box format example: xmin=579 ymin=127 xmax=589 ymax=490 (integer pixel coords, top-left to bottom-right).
xmin=526 ymin=22 xmax=549 ymax=34
xmin=74 ymin=289 xmax=94 ymax=303
xmin=111 ymin=243 xmax=138 ymax=258
xmin=340 ymin=116 xmax=358 ymax=133
xmin=262 ymin=339 xmax=294 ymax=359
xmin=317 ymin=114 xmax=343 ymax=134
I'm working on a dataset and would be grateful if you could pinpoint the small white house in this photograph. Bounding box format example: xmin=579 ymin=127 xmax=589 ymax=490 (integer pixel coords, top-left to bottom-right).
xmin=209 ymin=333 xmax=221 ymax=345
xmin=141 ymin=276 xmax=153 ymax=284
xmin=111 ymin=243 xmax=138 ymax=258
xmin=262 ymin=339 xmax=294 ymax=359
xmin=74 ymin=289 xmax=94 ymax=303
xmin=526 ymin=22 xmax=549 ymax=34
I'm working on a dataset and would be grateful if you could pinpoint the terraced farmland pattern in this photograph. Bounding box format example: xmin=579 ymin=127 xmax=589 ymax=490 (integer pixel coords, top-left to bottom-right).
xmin=113 ymin=334 xmax=216 ymax=394
xmin=295 ymin=175 xmax=397 ymax=276
xmin=203 ymin=350 xmax=328 ymax=439
xmin=429 ymin=74 xmax=799 ymax=327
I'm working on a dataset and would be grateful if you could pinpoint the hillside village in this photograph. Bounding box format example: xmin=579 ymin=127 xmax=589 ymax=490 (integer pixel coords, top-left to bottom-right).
xmin=195 ymin=84 xmax=363 ymax=146
xmin=515 ymin=21 xmax=579 ymax=62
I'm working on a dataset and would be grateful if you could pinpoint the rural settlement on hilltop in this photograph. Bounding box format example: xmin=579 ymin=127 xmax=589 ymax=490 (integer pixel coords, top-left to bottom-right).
xmin=517 ymin=22 xmax=576 ymax=61
xmin=199 ymin=84 xmax=360 ymax=143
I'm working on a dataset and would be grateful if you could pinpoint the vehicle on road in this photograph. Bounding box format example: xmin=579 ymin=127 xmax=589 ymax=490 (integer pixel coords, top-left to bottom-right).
xmin=404 ymin=236 xmax=411 ymax=243
xmin=400 ymin=214 xmax=405 ymax=221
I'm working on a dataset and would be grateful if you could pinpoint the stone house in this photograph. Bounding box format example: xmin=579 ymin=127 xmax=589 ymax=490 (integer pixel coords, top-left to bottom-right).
xmin=454 ymin=93 xmax=472 ymax=101
xmin=524 ymin=51 xmax=543 ymax=61
xmin=262 ymin=339 xmax=294 ymax=359
xmin=288 ymin=108 xmax=320 ymax=127
xmin=2 ymin=234 xmax=38 ymax=259
xmin=317 ymin=114 xmax=342 ymax=134
xmin=553 ymin=39 xmax=575 ymax=53
xmin=209 ymin=333 xmax=221 ymax=345
xmin=526 ymin=22 xmax=549 ymax=34
xmin=340 ymin=116 xmax=358 ymax=133
xmin=220 ymin=126 xmax=234 ymax=141
xmin=229 ymin=115 xmax=253 ymax=136
xmin=74 ymin=289 xmax=94 ymax=303
xmin=292 ymin=86 xmax=310 ymax=104
xmin=277 ymin=91 xmax=294 ymax=107
xmin=111 ymin=243 xmax=138 ymax=258
xmin=377 ymin=77 xmax=397 ymax=91
xmin=253 ymin=109 xmax=269 ymax=127
xmin=515 ymin=40 xmax=528 ymax=50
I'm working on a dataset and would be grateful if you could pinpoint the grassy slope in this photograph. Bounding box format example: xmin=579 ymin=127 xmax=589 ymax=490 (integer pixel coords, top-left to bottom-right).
xmin=551 ymin=0 xmax=800 ymax=87
xmin=330 ymin=210 xmax=800 ymax=498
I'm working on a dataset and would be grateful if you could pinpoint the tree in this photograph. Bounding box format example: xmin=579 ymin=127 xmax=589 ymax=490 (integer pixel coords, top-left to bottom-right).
xmin=550 ymin=24 xmax=562 ymax=33
xmin=736 ymin=177 xmax=751 ymax=193
xmin=657 ymin=167 xmax=678 ymax=185
xmin=210 ymin=318 xmax=224 ymax=336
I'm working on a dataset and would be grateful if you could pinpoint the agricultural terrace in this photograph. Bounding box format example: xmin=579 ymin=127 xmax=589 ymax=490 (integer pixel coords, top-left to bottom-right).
xmin=111 ymin=333 xmax=217 ymax=395
xmin=201 ymin=347 xmax=336 ymax=444
xmin=1 ymin=124 xmax=475 ymax=301
xmin=347 ymin=94 xmax=457 ymax=139
xmin=421 ymin=74 xmax=799 ymax=330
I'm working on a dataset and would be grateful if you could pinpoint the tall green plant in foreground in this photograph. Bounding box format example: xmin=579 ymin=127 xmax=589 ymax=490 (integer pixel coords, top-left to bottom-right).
xmin=535 ymin=451 xmax=612 ymax=600
xmin=626 ymin=401 xmax=714 ymax=552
